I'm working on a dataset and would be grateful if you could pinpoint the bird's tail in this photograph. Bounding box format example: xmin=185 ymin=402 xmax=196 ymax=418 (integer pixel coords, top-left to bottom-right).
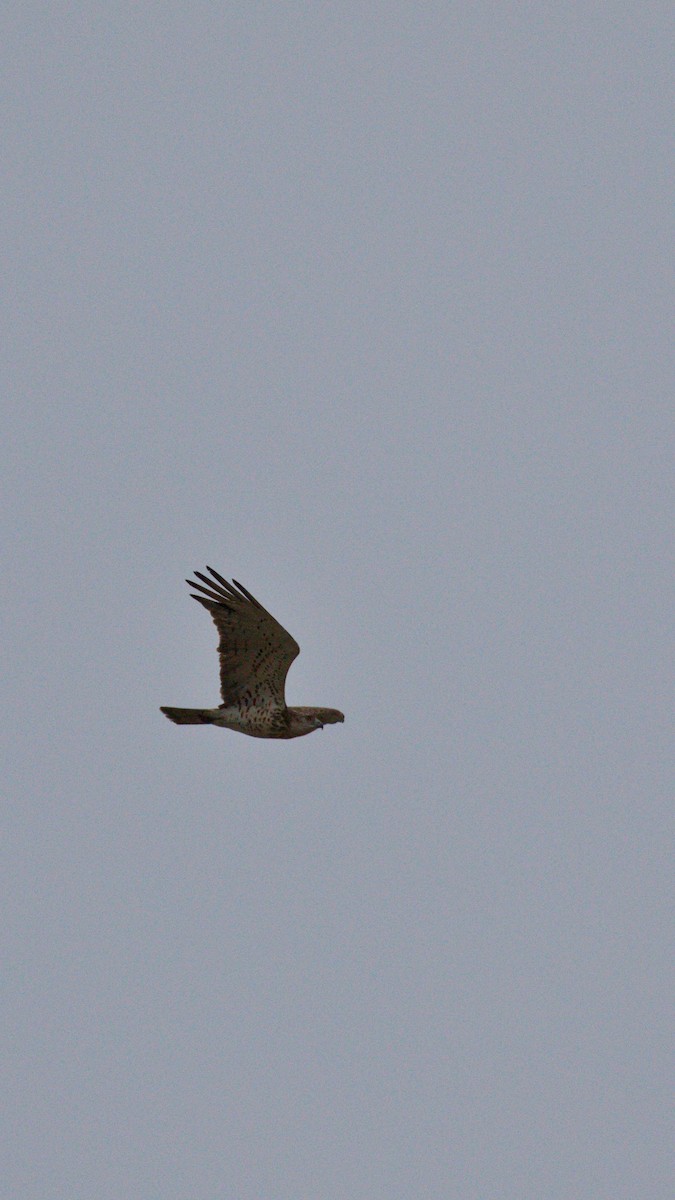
xmin=160 ymin=706 xmax=216 ymax=725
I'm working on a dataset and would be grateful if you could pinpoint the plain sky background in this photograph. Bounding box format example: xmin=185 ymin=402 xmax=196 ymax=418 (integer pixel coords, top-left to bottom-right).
xmin=2 ymin=5 xmax=672 ymax=1198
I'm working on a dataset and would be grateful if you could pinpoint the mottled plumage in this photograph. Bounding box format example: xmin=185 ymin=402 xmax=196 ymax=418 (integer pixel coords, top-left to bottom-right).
xmin=161 ymin=567 xmax=344 ymax=739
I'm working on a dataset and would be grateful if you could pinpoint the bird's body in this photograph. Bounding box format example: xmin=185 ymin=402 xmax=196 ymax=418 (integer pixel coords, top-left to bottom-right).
xmin=161 ymin=567 xmax=344 ymax=740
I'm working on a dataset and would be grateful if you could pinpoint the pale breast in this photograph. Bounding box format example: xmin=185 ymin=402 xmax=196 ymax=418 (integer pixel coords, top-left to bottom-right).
xmin=212 ymin=703 xmax=288 ymax=738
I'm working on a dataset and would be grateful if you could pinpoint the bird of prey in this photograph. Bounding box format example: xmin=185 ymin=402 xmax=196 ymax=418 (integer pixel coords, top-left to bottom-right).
xmin=161 ymin=567 xmax=345 ymax=739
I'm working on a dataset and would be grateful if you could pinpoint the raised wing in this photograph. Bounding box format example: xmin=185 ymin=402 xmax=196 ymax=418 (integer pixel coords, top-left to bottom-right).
xmin=187 ymin=566 xmax=300 ymax=708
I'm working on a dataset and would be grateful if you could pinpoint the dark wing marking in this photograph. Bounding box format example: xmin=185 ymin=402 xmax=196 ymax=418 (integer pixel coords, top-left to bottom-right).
xmin=187 ymin=567 xmax=300 ymax=708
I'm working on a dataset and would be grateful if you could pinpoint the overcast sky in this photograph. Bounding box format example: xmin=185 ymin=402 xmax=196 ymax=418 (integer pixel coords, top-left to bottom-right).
xmin=2 ymin=5 xmax=672 ymax=1198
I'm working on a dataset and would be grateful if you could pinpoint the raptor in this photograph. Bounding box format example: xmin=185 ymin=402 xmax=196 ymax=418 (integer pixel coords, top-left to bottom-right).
xmin=161 ymin=567 xmax=344 ymax=739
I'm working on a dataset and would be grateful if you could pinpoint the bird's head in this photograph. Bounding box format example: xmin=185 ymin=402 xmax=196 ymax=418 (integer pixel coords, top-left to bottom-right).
xmin=287 ymin=707 xmax=345 ymax=737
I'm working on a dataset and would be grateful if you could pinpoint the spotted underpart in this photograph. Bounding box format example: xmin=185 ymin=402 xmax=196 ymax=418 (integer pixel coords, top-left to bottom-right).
xmin=160 ymin=567 xmax=345 ymax=740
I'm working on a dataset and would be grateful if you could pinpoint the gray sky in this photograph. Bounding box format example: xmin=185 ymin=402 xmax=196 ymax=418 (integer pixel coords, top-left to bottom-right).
xmin=2 ymin=5 xmax=672 ymax=1198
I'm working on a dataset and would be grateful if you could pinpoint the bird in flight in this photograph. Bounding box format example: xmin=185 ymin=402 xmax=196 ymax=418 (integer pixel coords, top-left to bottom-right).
xmin=161 ymin=566 xmax=345 ymax=739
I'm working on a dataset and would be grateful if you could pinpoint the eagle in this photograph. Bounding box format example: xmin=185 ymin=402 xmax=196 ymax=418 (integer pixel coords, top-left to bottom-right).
xmin=161 ymin=566 xmax=345 ymax=739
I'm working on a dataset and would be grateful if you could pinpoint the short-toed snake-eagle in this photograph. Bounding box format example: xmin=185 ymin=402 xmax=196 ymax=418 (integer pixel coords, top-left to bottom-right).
xmin=161 ymin=566 xmax=344 ymax=739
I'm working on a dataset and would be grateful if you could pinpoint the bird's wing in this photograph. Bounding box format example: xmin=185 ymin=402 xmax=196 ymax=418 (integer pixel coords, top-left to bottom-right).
xmin=187 ymin=566 xmax=300 ymax=708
